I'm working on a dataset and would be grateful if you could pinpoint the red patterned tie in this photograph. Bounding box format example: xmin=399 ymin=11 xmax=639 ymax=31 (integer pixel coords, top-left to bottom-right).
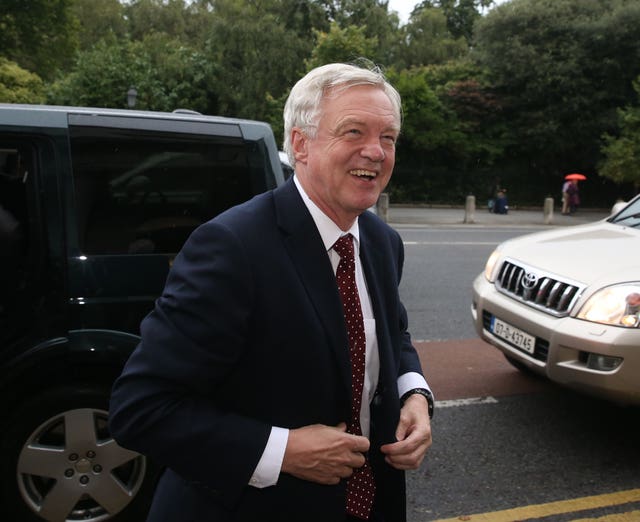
xmin=333 ymin=234 xmax=376 ymax=520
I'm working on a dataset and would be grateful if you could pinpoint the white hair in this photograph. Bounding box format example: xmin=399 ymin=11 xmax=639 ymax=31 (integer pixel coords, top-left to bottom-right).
xmin=282 ymin=62 xmax=402 ymax=166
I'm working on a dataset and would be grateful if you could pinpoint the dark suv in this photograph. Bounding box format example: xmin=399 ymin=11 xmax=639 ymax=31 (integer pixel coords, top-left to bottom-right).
xmin=0 ymin=104 xmax=285 ymax=521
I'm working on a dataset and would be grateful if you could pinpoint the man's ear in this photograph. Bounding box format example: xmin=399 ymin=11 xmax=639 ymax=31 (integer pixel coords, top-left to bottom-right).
xmin=290 ymin=128 xmax=308 ymax=164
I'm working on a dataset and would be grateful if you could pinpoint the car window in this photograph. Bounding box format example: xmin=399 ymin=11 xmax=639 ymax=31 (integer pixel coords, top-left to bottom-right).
xmin=0 ymin=142 xmax=40 ymax=332
xmin=610 ymin=197 xmax=640 ymax=228
xmin=69 ymin=125 xmax=257 ymax=255
xmin=0 ymin=148 xmax=27 ymax=306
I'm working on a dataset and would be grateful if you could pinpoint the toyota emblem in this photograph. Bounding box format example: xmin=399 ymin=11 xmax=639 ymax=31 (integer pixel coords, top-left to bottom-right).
xmin=521 ymin=271 xmax=539 ymax=290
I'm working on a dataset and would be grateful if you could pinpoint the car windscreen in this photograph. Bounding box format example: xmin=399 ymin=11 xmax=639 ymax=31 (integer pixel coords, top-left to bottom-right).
xmin=609 ymin=197 xmax=640 ymax=228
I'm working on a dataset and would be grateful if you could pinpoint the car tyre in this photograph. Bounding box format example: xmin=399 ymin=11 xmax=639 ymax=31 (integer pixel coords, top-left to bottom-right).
xmin=0 ymin=385 xmax=156 ymax=522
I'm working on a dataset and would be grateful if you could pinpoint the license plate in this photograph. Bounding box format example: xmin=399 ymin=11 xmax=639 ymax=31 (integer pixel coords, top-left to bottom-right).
xmin=490 ymin=316 xmax=535 ymax=354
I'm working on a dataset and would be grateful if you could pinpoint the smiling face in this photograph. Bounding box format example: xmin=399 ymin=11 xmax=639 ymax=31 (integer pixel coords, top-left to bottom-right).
xmin=291 ymin=84 xmax=400 ymax=230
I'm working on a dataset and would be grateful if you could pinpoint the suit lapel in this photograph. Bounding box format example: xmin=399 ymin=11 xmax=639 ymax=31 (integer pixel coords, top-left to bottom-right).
xmin=359 ymin=219 xmax=392 ymax=390
xmin=273 ymin=181 xmax=352 ymax=394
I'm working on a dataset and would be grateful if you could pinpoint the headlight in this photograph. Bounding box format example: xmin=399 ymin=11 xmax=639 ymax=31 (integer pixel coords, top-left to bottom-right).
xmin=577 ymin=284 xmax=640 ymax=327
xmin=484 ymin=249 xmax=502 ymax=281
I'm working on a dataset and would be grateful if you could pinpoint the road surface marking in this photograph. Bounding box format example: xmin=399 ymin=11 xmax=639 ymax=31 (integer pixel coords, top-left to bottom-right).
xmin=572 ymin=510 xmax=640 ymax=521
xmin=403 ymin=241 xmax=498 ymax=245
xmin=429 ymin=488 xmax=640 ymax=522
xmin=436 ymin=397 xmax=498 ymax=408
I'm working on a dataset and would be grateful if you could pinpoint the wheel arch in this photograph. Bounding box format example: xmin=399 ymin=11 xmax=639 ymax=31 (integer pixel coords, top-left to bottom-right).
xmin=0 ymin=329 xmax=139 ymax=421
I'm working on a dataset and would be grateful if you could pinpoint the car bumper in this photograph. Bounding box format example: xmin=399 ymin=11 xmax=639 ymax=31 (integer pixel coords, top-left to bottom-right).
xmin=471 ymin=273 xmax=640 ymax=405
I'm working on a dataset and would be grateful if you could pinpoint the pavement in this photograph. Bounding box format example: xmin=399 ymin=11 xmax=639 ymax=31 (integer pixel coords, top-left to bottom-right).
xmin=384 ymin=205 xmax=611 ymax=227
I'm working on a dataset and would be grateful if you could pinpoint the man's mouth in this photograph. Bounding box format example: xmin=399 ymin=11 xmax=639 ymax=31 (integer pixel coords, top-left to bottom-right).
xmin=350 ymin=169 xmax=377 ymax=180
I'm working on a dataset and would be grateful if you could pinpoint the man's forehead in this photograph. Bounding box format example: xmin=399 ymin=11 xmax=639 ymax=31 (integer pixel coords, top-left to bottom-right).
xmin=321 ymin=90 xmax=400 ymax=127
xmin=333 ymin=114 xmax=400 ymax=133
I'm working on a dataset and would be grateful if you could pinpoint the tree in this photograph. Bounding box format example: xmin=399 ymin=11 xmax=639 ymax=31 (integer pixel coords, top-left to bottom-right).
xmin=415 ymin=0 xmax=495 ymax=43
xmin=385 ymin=62 xmax=505 ymax=202
xmin=0 ymin=58 xmax=45 ymax=104
xmin=390 ymin=67 xmax=459 ymax=152
xmin=204 ymin=0 xmax=322 ymax=120
xmin=396 ymin=7 xmax=468 ymax=68
xmin=71 ymin=0 xmax=127 ymax=50
xmin=0 ymin=0 xmax=78 ymax=80
xmin=48 ymin=36 xmax=216 ymax=113
xmin=472 ymin=0 xmax=640 ymax=203
xmin=600 ymin=78 xmax=640 ymax=190
xmin=327 ymin=0 xmax=402 ymax=65
xmin=125 ymin=0 xmax=190 ymax=41
xmin=306 ymin=23 xmax=378 ymax=69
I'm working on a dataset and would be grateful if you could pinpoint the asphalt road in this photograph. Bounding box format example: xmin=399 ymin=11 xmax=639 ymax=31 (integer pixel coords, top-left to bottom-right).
xmin=407 ymin=379 xmax=640 ymax=522
xmin=392 ymin=210 xmax=640 ymax=522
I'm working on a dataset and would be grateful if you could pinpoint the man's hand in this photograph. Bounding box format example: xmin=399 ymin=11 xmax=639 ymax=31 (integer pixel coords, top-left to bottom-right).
xmin=281 ymin=423 xmax=370 ymax=484
xmin=380 ymin=394 xmax=432 ymax=470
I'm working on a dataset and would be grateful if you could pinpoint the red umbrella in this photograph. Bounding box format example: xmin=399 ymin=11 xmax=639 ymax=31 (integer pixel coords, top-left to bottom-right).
xmin=565 ymin=173 xmax=587 ymax=181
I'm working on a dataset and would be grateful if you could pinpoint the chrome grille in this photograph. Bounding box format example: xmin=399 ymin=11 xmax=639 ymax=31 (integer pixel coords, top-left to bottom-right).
xmin=495 ymin=259 xmax=583 ymax=317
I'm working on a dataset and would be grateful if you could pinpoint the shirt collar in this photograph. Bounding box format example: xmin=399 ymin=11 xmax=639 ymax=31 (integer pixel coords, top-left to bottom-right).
xmin=293 ymin=175 xmax=360 ymax=253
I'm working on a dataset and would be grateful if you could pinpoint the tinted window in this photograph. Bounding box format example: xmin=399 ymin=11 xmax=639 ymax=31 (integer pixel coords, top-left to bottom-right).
xmin=70 ymin=125 xmax=259 ymax=255
xmin=0 ymin=142 xmax=39 ymax=332
xmin=0 ymin=148 xmax=27 ymax=307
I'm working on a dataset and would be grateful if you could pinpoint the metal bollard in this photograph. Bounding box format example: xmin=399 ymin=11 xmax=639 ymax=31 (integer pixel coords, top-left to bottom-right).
xmin=464 ymin=195 xmax=476 ymax=224
xmin=376 ymin=192 xmax=389 ymax=222
xmin=543 ymin=197 xmax=554 ymax=225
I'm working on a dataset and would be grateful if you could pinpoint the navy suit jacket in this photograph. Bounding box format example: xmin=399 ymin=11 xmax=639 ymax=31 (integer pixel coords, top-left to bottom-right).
xmin=109 ymin=178 xmax=424 ymax=522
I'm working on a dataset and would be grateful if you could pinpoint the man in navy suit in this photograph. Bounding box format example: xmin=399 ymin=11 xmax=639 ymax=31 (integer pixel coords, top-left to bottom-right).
xmin=109 ymin=62 xmax=433 ymax=522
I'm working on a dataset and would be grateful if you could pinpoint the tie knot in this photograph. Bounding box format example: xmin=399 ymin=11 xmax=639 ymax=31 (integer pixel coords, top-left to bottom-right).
xmin=333 ymin=234 xmax=354 ymax=260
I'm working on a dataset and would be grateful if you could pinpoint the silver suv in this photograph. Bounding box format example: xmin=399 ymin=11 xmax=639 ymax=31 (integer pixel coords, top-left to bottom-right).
xmin=472 ymin=195 xmax=640 ymax=405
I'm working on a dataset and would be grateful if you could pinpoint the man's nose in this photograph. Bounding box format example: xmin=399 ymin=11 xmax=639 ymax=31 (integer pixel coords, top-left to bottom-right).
xmin=361 ymin=141 xmax=386 ymax=162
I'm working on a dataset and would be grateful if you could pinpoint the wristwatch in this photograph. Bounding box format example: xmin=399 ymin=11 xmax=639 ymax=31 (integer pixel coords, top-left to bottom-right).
xmin=400 ymin=388 xmax=434 ymax=419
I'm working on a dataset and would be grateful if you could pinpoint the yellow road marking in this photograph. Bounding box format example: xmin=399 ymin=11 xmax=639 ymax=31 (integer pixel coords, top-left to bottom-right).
xmin=430 ymin=488 xmax=640 ymax=522
xmin=571 ymin=510 xmax=640 ymax=521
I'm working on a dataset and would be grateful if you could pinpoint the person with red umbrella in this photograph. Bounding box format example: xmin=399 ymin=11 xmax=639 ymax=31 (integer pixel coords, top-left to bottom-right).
xmin=563 ymin=173 xmax=586 ymax=214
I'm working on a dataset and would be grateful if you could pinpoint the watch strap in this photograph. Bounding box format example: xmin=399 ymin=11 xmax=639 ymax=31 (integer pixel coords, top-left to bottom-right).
xmin=400 ymin=388 xmax=434 ymax=419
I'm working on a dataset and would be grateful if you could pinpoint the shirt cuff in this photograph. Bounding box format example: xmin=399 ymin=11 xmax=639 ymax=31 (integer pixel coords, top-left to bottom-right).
xmin=249 ymin=426 xmax=289 ymax=488
xmin=397 ymin=371 xmax=433 ymax=400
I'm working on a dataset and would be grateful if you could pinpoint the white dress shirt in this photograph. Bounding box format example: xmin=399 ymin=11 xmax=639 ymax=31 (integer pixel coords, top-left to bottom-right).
xmin=249 ymin=177 xmax=430 ymax=488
